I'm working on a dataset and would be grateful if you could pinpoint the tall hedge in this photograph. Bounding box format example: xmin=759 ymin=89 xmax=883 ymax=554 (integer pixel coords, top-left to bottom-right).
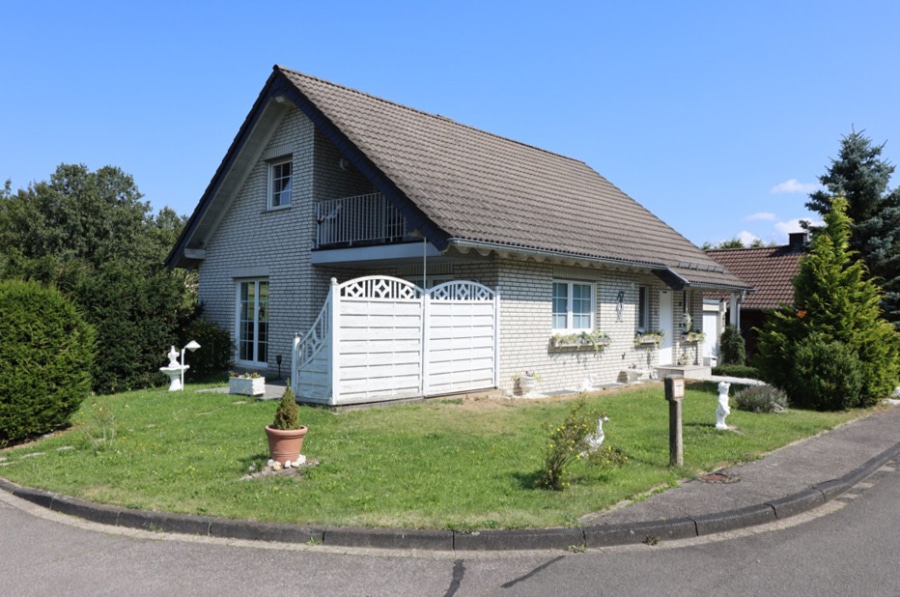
xmin=0 ymin=279 xmax=96 ymax=446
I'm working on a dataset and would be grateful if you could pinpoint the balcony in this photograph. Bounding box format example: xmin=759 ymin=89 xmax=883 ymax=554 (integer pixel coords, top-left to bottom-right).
xmin=315 ymin=192 xmax=408 ymax=249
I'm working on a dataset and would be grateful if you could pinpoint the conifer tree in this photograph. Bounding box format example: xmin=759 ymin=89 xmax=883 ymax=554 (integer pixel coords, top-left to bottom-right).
xmin=806 ymin=130 xmax=900 ymax=326
xmin=756 ymin=197 xmax=900 ymax=409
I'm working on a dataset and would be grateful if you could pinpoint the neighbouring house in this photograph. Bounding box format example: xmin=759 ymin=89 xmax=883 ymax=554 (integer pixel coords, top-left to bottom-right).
xmin=706 ymin=232 xmax=808 ymax=358
xmin=165 ymin=65 xmax=752 ymax=405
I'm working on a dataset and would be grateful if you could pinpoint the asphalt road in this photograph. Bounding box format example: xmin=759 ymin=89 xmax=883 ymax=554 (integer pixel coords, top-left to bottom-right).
xmin=3 ymin=460 xmax=900 ymax=597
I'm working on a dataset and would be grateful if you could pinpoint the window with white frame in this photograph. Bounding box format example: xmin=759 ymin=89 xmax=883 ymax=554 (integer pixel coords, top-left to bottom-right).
xmin=268 ymin=157 xmax=292 ymax=208
xmin=552 ymin=281 xmax=594 ymax=331
xmin=237 ymin=279 xmax=269 ymax=364
xmin=638 ymin=285 xmax=650 ymax=331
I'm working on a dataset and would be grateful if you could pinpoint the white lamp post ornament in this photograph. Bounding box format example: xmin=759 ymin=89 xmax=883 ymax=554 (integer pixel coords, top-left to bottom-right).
xmin=180 ymin=340 xmax=201 ymax=391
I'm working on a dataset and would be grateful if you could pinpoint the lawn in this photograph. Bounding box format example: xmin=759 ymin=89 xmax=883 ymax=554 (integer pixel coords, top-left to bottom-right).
xmin=0 ymin=381 xmax=863 ymax=531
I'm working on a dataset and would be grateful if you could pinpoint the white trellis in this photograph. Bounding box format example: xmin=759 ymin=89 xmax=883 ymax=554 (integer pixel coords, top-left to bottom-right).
xmin=293 ymin=276 xmax=499 ymax=405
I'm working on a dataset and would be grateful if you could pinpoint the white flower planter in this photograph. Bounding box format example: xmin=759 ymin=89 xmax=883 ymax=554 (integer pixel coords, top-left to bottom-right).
xmin=230 ymin=377 xmax=266 ymax=397
xmin=518 ymin=375 xmax=537 ymax=395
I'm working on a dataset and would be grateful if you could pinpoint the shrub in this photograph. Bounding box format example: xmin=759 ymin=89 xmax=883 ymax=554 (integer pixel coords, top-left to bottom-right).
xmin=734 ymin=384 xmax=788 ymax=413
xmin=0 ymin=279 xmax=96 ymax=446
xmin=271 ymin=383 xmax=301 ymax=430
xmin=179 ymin=315 xmax=234 ymax=378
xmin=76 ymin=263 xmax=191 ymax=393
xmin=790 ymin=336 xmax=864 ymax=410
xmin=711 ymin=364 xmax=760 ymax=379
xmin=719 ymin=325 xmax=746 ymax=365
xmin=537 ymin=398 xmax=603 ymax=491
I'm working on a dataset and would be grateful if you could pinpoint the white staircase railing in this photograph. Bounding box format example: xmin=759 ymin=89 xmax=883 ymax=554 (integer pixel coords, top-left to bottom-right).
xmin=291 ymin=280 xmax=335 ymax=398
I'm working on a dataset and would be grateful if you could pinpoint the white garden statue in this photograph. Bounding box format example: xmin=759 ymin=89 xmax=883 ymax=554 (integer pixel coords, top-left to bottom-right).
xmin=583 ymin=416 xmax=609 ymax=454
xmin=716 ymin=381 xmax=731 ymax=430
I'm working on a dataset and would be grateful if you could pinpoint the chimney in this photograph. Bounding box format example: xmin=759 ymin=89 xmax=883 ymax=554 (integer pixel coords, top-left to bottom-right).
xmin=788 ymin=232 xmax=808 ymax=251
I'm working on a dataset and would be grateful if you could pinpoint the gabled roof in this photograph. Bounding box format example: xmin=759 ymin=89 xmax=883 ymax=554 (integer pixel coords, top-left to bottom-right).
xmin=706 ymin=245 xmax=805 ymax=309
xmin=167 ymin=66 xmax=751 ymax=291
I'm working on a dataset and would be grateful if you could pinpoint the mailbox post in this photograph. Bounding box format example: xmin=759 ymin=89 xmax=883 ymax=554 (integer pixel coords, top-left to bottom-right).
xmin=664 ymin=375 xmax=685 ymax=467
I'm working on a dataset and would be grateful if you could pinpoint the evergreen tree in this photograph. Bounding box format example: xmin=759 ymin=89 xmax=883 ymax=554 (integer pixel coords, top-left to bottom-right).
xmin=756 ymin=197 xmax=900 ymax=409
xmin=806 ymin=130 xmax=900 ymax=326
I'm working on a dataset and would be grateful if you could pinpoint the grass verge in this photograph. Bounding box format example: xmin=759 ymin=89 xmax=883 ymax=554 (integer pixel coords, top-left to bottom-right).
xmin=0 ymin=381 xmax=862 ymax=530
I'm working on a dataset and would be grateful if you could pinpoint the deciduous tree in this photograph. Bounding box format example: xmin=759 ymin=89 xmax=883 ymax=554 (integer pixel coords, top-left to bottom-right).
xmin=0 ymin=164 xmax=196 ymax=393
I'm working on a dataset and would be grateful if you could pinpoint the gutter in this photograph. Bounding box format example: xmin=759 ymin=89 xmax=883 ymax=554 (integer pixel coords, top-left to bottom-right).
xmin=447 ymin=238 xmax=664 ymax=272
xmin=447 ymin=238 xmax=753 ymax=292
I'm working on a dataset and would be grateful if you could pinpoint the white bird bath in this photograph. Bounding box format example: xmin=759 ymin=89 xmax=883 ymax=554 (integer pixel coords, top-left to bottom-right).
xmin=160 ymin=345 xmax=188 ymax=391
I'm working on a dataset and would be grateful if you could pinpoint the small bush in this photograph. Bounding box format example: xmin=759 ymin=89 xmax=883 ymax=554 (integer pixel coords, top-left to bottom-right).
xmin=712 ymin=364 xmax=760 ymax=379
xmin=734 ymin=385 xmax=788 ymax=413
xmin=180 ymin=316 xmax=234 ymax=378
xmin=791 ymin=336 xmax=864 ymax=411
xmin=537 ymin=398 xmax=603 ymax=491
xmin=272 ymin=383 xmax=301 ymax=430
xmin=719 ymin=325 xmax=746 ymax=365
xmin=585 ymin=444 xmax=629 ymax=467
xmin=0 ymin=279 xmax=96 ymax=446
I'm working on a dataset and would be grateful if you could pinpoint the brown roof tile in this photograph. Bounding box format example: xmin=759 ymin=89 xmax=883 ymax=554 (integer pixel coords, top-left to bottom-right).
xmin=706 ymin=246 xmax=804 ymax=309
xmin=278 ymin=67 xmax=750 ymax=290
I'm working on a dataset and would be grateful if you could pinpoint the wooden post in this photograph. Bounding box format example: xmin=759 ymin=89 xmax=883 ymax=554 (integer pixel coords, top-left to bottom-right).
xmin=664 ymin=375 xmax=685 ymax=467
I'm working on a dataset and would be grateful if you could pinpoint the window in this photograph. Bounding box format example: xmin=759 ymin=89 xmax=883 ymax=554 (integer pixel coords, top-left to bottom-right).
xmin=552 ymin=281 xmax=594 ymax=331
xmin=638 ymin=285 xmax=650 ymax=331
xmin=237 ymin=280 xmax=269 ymax=364
xmin=269 ymin=158 xmax=292 ymax=208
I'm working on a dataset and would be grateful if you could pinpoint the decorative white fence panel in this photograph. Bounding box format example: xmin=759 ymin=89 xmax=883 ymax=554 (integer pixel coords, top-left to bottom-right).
xmin=424 ymin=281 xmax=499 ymax=396
xmin=293 ymin=276 xmax=499 ymax=405
xmin=338 ymin=279 xmax=424 ymax=404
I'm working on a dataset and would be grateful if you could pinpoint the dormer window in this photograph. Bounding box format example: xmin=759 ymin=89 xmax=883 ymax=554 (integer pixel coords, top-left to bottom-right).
xmin=268 ymin=157 xmax=292 ymax=209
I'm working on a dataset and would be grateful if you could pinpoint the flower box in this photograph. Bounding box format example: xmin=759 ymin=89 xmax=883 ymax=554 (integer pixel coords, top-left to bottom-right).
xmin=229 ymin=376 xmax=266 ymax=397
xmin=634 ymin=332 xmax=665 ymax=346
xmin=550 ymin=332 xmax=611 ymax=353
xmin=683 ymin=332 xmax=706 ymax=344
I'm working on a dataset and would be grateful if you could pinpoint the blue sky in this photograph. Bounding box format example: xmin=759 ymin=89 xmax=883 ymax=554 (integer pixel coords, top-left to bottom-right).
xmin=3 ymin=1 xmax=898 ymax=247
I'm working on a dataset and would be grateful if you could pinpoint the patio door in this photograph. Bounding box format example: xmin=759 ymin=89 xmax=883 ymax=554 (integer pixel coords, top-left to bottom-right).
xmin=237 ymin=279 xmax=269 ymax=365
xmin=658 ymin=290 xmax=674 ymax=365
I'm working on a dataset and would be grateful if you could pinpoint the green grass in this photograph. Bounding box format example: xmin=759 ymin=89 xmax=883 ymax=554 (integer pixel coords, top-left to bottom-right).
xmin=0 ymin=381 xmax=864 ymax=530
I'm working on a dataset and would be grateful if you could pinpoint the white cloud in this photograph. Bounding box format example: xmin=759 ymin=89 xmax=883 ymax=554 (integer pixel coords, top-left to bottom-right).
xmin=770 ymin=179 xmax=821 ymax=194
xmin=737 ymin=230 xmax=760 ymax=246
xmin=745 ymin=212 xmax=776 ymax=222
xmin=774 ymin=218 xmax=815 ymax=236
xmin=770 ymin=217 xmax=822 ymax=244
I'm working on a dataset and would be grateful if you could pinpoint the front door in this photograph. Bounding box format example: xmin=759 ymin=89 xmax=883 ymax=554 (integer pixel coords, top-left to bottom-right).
xmin=658 ymin=290 xmax=674 ymax=365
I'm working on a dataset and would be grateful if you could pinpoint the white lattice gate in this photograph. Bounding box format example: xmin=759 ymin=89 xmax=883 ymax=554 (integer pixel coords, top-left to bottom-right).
xmin=293 ymin=276 xmax=499 ymax=405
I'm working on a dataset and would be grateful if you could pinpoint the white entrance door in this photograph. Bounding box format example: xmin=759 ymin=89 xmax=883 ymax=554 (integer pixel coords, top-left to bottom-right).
xmin=658 ymin=290 xmax=674 ymax=365
xmin=702 ymin=301 xmax=721 ymax=364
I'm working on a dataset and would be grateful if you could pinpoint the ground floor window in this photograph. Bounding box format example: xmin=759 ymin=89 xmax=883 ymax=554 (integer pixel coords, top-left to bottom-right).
xmin=638 ymin=285 xmax=650 ymax=331
xmin=237 ymin=279 xmax=269 ymax=364
xmin=552 ymin=280 xmax=594 ymax=331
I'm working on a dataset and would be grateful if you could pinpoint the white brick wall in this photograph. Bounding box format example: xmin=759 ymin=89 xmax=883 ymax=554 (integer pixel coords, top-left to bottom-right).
xmin=199 ymin=108 xmax=338 ymax=375
xmin=493 ymin=261 xmax=671 ymax=394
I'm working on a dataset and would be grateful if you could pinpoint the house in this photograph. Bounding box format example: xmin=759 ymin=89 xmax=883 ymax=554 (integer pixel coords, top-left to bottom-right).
xmin=706 ymin=233 xmax=807 ymax=357
xmin=166 ymin=65 xmax=752 ymax=405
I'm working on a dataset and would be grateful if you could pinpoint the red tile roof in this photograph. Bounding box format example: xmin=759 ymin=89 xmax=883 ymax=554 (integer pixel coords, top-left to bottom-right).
xmin=706 ymin=246 xmax=804 ymax=309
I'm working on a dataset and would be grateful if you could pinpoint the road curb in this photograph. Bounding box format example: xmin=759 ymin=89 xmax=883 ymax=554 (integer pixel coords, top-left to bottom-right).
xmin=3 ymin=440 xmax=900 ymax=551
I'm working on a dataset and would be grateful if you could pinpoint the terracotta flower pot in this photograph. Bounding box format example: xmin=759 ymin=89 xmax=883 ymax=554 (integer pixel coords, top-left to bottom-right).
xmin=265 ymin=425 xmax=308 ymax=464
